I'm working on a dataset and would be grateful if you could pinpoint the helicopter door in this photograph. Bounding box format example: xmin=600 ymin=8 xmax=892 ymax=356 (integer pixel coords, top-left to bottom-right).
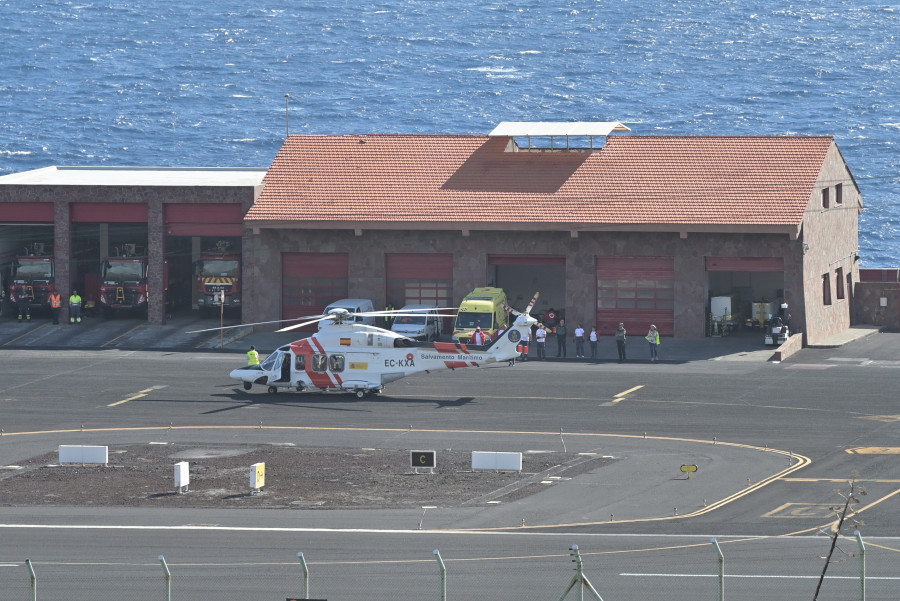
xmin=259 ymin=351 xmax=288 ymax=382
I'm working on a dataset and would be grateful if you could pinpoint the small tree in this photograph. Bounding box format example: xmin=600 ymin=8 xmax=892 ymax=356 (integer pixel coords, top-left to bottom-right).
xmin=813 ymin=476 xmax=866 ymax=601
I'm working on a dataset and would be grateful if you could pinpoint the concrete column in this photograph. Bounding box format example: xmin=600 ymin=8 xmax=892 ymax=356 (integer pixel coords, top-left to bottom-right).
xmin=53 ymin=200 xmax=71 ymax=322
xmin=147 ymin=199 xmax=165 ymax=325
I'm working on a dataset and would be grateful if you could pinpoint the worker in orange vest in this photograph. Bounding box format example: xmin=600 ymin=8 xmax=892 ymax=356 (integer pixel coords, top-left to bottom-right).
xmin=48 ymin=288 xmax=62 ymax=324
xmin=472 ymin=326 xmax=489 ymax=345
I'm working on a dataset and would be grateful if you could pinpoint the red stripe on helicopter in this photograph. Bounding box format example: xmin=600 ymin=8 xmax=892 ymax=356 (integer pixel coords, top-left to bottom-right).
xmin=443 ymin=360 xmax=479 ymax=369
xmin=306 ymin=336 xmax=341 ymax=389
xmin=433 ymin=342 xmax=469 ymax=354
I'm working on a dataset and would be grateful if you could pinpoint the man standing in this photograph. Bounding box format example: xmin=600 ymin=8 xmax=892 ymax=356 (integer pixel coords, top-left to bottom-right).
xmin=48 ymin=288 xmax=62 ymax=325
xmin=472 ymin=326 xmax=488 ymax=345
xmin=574 ymin=324 xmax=585 ymax=358
xmin=535 ymin=322 xmax=547 ymax=359
xmin=555 ymin=318 xmax=568 ymax=358
xmin=247 ymin=345 xmax=260 ymax=366
xmin=68 ymin=289 xmax=83 ymax=324
xmin=615 ymin=323 xmax=627 ymax=362
xmin=16 ymin=285 xmax=32 ymax=321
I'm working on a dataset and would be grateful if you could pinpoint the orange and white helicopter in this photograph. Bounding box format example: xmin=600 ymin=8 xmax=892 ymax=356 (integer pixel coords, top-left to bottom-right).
xmin=197 ymin=293 xmax=539 ymax=397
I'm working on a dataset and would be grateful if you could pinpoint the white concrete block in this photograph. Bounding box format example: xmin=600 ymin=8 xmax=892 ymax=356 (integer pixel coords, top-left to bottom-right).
xmin=472 ymin=451 xmax=522 ymax=471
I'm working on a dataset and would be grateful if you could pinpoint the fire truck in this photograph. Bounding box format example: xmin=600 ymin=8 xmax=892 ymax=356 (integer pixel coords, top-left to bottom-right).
xmin=98 ymin=244 xmax=157 ymax=314
xmin=9 ymin=243 xmax=55 ymax=316
xmin=195 ymin=241 xmax=242 ymax=313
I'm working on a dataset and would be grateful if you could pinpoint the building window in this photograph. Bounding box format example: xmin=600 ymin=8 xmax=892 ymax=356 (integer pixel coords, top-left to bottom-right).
xmin=823 ymin=273 xmax=832 ymax=305
xmin=835 ymin=183 xmax=843 ymax=205
xmin=822 ymin=187 xmax=830 ymax=209
xmin=836 ymin=267 xmax=845 ymax=299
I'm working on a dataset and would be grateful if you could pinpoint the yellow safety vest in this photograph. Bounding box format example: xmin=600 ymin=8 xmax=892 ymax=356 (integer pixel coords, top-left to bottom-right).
xmin=247 ymin=350 xmax=260 ymax=365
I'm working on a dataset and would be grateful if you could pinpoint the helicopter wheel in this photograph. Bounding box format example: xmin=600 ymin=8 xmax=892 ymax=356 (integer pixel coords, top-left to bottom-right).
xmin=243 ymin=382 xmax=252 ymax=391
xmin=267 ymin=386 xmax=278 ymax=394
xmin=356 ymin=390 xmax=365 ymax=398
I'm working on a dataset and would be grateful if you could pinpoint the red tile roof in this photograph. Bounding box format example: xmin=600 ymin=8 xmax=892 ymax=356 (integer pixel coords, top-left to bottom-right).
xmin=247 ymin=134 xmax=835 ymax=228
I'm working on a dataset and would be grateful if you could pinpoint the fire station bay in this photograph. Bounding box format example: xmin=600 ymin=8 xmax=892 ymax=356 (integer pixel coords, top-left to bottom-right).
xmin=0 ymin=122 xmax=871 ymax=345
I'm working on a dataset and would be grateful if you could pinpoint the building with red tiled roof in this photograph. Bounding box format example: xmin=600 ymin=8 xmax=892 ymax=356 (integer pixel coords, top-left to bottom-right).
xmin=243 ymin=126 xmax=862 ymax=344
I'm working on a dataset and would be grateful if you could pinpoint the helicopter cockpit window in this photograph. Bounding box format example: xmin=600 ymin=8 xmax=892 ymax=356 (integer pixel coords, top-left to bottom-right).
xmin=294 ymin=355 xmax=306 ymax=370
xmin=311 ymin=354 xmax=328 ymax=373
xmin=260 ymin=351 xmax=281 ymax=371
xmin=328 ymin=354 xmax=345 ymax=372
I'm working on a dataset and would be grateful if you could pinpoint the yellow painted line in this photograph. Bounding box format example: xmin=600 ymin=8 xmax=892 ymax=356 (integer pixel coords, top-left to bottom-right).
xmin=611 ymin=385 xmax=644 ymax=404
xmin=783 ymin=488 xmax=900 ymax=537
xmin=107 ymin=386 xmax=165 ymax=407
xmin=846 ymin=446 xmax=900 ymax=454
xmin=782 ymin=477 xmax=900 ymax=483
xmin=614 ymin=385 xmax=644 ymax=397
xmin=0 ymin=424 xmax=808 ymax=530
xmin=100 ymin=324 xmax=147 ymax=348
xmin=2 ymin=323 xmax=50 ymax=347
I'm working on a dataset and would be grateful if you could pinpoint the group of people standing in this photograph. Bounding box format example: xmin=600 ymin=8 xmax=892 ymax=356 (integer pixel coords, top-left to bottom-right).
xmin=517 ymin=312 xmax=661 ymax=363
xmin=14 ymin=287 xmax=84 ymax=324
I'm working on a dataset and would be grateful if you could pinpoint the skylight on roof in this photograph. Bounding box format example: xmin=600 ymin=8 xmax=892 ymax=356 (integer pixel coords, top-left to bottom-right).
xmin=489 ymin=121 xmax=631 ymax=151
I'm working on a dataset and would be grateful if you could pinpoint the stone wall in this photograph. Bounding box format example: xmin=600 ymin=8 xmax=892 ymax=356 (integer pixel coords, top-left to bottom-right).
xmin=854 ymin=282 xmax=900 ymax=330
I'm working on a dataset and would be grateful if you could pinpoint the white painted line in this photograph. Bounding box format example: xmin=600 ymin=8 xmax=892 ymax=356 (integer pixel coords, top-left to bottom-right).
xmin=621 ymin=573 xmax=900 ymax=580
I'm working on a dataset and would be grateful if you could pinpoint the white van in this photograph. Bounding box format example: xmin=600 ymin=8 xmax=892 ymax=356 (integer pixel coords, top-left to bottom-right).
xmin=318 ymin=298 xmax=376 ymax=330
xmin=391 ymin=304 xmax=443 ymax=341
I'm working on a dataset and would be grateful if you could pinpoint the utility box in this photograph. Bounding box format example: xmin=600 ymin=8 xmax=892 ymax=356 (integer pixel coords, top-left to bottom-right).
xmin=174 ymin=461 xmax=190 ymax=493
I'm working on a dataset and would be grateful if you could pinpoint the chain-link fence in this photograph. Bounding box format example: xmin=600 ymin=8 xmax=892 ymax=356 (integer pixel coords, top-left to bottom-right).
xmin=3 ymin=533 xmax=897 ymax=601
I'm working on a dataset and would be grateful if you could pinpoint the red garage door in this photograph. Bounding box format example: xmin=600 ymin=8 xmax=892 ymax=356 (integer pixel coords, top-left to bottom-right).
xmin=165 ymin=204 xmax=244 ymax=236
xmin=282 ymin=253 xmax=348 ymax=330
xmin=0 ymin=202 xmax=54 ymax=223
xmin=385 ymin=253 xmax=453 ymax=309
xmin=596 ymin=257 xmax=675 ymax=336
xmin=71 ymin=203 xmax=148 ymax=222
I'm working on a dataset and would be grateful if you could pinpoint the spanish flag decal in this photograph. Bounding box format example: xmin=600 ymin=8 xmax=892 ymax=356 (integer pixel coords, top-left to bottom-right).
xmin=340 ymin=337 xmax=352 ymax=346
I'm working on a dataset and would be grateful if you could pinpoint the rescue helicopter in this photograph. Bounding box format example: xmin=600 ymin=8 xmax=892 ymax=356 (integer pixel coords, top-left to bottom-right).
xmin=194 ymin=293 xmax=539 ymax=397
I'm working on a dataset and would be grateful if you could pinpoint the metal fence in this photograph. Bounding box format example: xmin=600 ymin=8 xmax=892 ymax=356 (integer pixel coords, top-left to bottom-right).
xmin=3 ymin=533 xmax=897 ymax=601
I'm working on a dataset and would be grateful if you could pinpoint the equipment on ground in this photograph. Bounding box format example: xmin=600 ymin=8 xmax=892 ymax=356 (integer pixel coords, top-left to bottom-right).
xmin=190 ymin=293 xmax=540 ymax=397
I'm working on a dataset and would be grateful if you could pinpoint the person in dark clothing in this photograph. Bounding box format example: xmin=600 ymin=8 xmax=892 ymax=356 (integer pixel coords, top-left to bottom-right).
xmin=615 ymin=323 xmax=627 ymax=362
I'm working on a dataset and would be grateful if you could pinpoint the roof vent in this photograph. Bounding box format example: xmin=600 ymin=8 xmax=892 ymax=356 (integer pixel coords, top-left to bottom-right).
xmin=489 ymin=121 xmax=631 ymax=152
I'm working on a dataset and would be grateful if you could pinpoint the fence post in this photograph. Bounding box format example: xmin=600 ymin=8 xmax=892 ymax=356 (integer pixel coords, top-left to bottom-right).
xmin=434 ymin=550 xmax=446 ymax=601
xmin=711 ymin=538 xmax=724 ymax=601
xmin=25 ymin=559 xmax=36 ymax=601
xmin=855 ymin=530 xmax=866 ymax=601
xmin=297 ymin=552 xmax=309 ymax=599
xmin=158 ymin=555 xmax=171 ymax=601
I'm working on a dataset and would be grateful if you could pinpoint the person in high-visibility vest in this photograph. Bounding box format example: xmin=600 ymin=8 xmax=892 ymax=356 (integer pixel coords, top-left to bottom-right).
xmin=472 ymin=326 xmax=488 ymax=345
xmin=247 ymin=346 xmax=260 ymax=365
xmin=48 ymin=289 xmax=62 ymax=325
xmin=68 ymin=289 xmax=83 ymax=324
xmin=383 ymin=304 xmax=395 ymax=328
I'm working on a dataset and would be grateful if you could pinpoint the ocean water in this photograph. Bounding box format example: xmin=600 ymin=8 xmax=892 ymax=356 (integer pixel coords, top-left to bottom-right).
xmin=0 ymin=0 xmax=897 ymax=264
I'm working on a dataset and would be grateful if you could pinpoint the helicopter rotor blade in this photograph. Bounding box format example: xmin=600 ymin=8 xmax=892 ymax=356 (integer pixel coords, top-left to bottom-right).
xmin=185 ymin=313 xmax=327 ymax=335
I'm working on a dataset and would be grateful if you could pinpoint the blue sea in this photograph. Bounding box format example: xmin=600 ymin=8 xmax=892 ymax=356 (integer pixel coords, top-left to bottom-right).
xmin=1 ymin=1 xmax=897 ymax=264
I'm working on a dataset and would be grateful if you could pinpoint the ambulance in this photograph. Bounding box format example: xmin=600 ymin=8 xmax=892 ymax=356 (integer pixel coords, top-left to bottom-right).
xmin=452 ymin=287 xmax=508 ymax=344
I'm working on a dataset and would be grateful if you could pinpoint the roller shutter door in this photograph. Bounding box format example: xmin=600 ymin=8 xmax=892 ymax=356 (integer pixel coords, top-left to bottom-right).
xmin=282 ymin=253 xmax=349 ymax=330
xmin=71 ymin=203 xmax=148 ymax=222
xmin=165 ymin=204 xmax=244 ymax=236
xmin=385 ymin=253 xmax=453 ymax=307
xmin=596 ymin=257 xmax=675 ymax=336
xmin=0 ymin=202 xmax=54 ymax=223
